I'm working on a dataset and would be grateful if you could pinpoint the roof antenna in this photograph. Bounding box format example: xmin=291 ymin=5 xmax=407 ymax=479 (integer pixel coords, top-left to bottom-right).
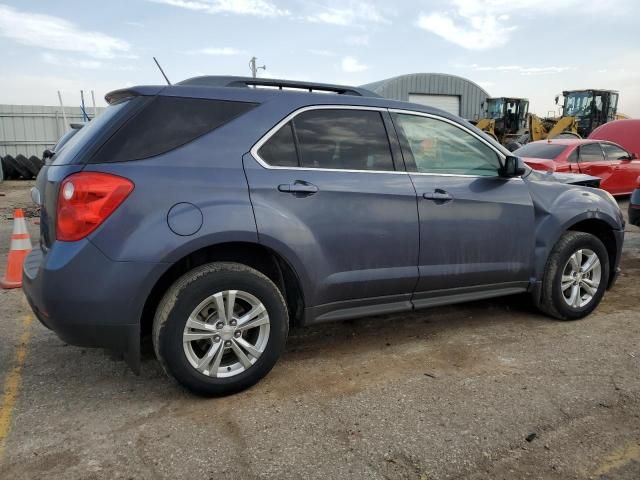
xmin=153 ymin=57 xmax=171 ymax=85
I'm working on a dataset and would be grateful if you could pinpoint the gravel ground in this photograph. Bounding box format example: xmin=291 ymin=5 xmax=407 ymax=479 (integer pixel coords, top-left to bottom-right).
xmin=0 ymin=180 xmax=639 ymax=480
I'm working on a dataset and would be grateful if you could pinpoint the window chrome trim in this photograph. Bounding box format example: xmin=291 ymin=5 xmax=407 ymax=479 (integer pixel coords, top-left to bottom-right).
xmin=250 ymin=104 xmax=519 ymax=180
xmin=250 ymin=105 xmax=405 ymax=174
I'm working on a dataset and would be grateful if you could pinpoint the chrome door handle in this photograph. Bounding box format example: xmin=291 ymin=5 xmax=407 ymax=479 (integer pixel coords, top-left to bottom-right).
xmin=278 ymin=181 xmax=319 ymax=195
xmin=423 ymin=190 xmax=453 ymax=202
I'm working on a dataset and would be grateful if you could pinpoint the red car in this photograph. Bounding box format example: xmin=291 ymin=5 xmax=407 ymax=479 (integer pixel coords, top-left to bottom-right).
xmin=513 ymin=139 xmax=640 ymax=196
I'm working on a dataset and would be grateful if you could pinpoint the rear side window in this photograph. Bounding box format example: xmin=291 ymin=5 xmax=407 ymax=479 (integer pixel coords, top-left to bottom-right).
xmin=579 ymin=144 xmax=604 ymax=162
xmin=512 ymin=143 xmax=567 ymax=160
xmin=294 ymin=109 xmax=394 ymax=171
xmin=90 ymin=97 xmax=257 ymax=163
xmin=258 ymin=122 xmax=298 ymax=167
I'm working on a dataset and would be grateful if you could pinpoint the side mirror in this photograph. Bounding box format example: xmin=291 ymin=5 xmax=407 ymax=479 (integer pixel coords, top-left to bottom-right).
xmin=554 ymin=95 xmax=559 ymax=105
xmin=43 ymin=149 xmax=54 ymax=159
xmin=500 ymin=156 xmax=526 ymax=178
xmin=631 ymin=152 xmax=639 ymax=160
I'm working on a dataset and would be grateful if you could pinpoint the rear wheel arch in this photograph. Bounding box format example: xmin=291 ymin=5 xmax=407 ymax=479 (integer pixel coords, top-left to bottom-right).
xmin=140 ymin=241 xmax=305 ymax=341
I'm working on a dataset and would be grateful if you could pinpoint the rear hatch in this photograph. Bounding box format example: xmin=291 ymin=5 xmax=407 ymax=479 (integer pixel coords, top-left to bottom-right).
xmin=36 ymin=97 xmax=141 ymax=249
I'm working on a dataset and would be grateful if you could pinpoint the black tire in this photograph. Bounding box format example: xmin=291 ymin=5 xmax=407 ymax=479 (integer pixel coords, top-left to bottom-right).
xmin=153 ymin=262 xmax=289 ymax=396
xmin=14 ymin=154 xmax=32 ymax=179
xmin=27 ymin=156 xmax=43 ymax=177
xmin=536 ymin=231 xmax=609 ymax=320
xmin=3 ymin=155 xmax=19 ymax=179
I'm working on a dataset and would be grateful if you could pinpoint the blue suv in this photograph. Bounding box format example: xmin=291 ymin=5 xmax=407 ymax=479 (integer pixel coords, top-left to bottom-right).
xmin=23 ymin=76 xmax=624 ymax=396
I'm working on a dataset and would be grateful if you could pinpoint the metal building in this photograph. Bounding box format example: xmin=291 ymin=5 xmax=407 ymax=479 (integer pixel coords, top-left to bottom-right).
xmin=0 ymin=105 xmax=104 ymax=158
xmin=362 ymin=73 xmax=490 ymax=120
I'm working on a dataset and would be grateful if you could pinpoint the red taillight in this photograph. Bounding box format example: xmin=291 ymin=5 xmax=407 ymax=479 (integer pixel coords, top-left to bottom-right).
xmin=56 ymin=172 xmax=134 ymax=241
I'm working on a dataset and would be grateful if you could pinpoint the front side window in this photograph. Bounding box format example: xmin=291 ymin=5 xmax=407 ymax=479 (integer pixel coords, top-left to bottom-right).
xmin=393 ymin=113 xmax=501 ymax=176
xmin=292 ymin=109 xmax=394 ymax=171
xmin=579 ymin=143 xmax=604 ymax=162
xmin=602 ymin=143 xmax=629 ymax=161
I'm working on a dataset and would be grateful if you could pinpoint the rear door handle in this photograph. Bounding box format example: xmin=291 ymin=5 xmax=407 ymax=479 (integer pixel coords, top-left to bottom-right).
xmin=423 ymin=190 xmax=453 ymax=202
xmin=278 ymin=181 xmax=319 ymax=195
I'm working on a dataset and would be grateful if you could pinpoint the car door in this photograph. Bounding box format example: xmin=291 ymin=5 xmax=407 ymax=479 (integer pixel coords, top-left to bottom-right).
xmin=390 ymin=110 xmax=535 ymax=304
xmin=243 ymin=106 xmax=420 ymax=320
xmin=601 ymin=142 xmax=640 ymax=194
xmin=576 ymin=143 xmax=619 ymax=193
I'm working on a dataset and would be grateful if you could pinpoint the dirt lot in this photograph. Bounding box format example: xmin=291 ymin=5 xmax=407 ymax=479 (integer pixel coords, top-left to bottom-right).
xmin=0 ymin=180 xmax=639 ymax=480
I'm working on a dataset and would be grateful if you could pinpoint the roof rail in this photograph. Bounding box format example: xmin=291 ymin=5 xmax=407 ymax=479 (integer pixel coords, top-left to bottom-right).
xmin=177 ymin=75 xmax=379 ymax=97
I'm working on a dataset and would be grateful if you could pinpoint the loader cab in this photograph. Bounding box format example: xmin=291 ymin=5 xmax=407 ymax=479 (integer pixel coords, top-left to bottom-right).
xmin=484 ymin=97 xmax=529 ymax=136
xmin=560 ymin=90 xmax=619 ymax=137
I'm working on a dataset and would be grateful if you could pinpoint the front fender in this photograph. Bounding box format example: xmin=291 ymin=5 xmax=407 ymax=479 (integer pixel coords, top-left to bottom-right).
xmin=526 ymin=176 xmax=623 ymax=283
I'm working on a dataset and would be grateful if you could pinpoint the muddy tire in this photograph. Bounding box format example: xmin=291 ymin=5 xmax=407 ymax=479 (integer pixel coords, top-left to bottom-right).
xmin=3 ymin=155 xmax=19 ymax=179
xmin=27 ymin=156 xmax=43 ymax=177
xmin=153 ymin=262 xmax=288 ymax=397
xmin=14 ymin=154 xmax=32 ymax=179
xmin=536 ymin=232 xmax=609 ymax=320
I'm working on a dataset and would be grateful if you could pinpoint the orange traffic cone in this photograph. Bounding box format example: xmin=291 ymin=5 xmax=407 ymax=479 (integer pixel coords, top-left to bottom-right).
xmin=1 ymin=209 xmax=32 ymax=289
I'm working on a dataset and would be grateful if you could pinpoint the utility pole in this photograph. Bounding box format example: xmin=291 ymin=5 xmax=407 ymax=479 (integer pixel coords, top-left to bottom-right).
xmin=249 ymin=56 xmax=266 ymax=78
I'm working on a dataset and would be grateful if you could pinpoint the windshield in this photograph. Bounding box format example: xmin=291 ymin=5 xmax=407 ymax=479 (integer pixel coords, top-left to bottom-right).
xmin=486 ymin=99 xmax=504 ymax=119
xmin=51 ymin=99 xmax=131 ymax=165
xmin=513 ymin=143 xmax=568 ymax=159
xmin=563 ymin=92 xmax=603 ymax=118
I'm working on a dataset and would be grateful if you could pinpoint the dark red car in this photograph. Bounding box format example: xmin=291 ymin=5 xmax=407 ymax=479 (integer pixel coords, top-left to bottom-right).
xmin=513 ymin=139 xmax=640 ymax=196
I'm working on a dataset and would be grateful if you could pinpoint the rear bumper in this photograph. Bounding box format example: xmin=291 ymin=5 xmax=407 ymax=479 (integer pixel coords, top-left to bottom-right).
xmin=22 ymin=240 xmax=167 ymax=372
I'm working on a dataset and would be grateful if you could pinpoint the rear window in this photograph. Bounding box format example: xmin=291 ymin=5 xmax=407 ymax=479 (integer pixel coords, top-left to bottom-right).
xmin=512 ymin=143 xmax=568 ymax=159
xmin=89 ymin=96 xmax=257 ymax=164
xmin=51 ymin=99 xmax=131 ymax=166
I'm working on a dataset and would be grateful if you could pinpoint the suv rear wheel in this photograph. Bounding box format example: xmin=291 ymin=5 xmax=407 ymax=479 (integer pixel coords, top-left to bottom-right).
xmin=537 ymin=231 xmax=609 ymax=320
xmin=153 ymin=262 xmax=288 ymax=396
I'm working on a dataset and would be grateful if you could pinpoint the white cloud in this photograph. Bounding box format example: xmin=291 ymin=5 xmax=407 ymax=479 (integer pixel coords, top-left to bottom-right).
xmin=345 ymin=34 xmax=369 ymax=46
xmin=0 ymin=4 xmax=132 ymax=59
xmin=307 ymin=2 xmax=389 ymax=26
xmin=42 ymin=53 xmax=103 ymax=69
xmin=341 ymin=56 xmax=368 ymax=73
xmin=308 ymin=49 xmax=337 ymax=57
xmin=150 ymin=0 xmax=289 ymax=17
xmin=41 ymin=53 xmax=137 ymax=71
xmin=187 ymin=47 xmax=246 ymax=55
xmin=465 ymin=64 xmax=571 ymax=75
xmin=417 ymin=0 xmax=609 ymax=50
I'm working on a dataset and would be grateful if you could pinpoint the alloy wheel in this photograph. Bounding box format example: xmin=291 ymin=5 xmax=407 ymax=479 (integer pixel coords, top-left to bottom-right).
xmin=182 ymin=290 xmax=270 ymax=378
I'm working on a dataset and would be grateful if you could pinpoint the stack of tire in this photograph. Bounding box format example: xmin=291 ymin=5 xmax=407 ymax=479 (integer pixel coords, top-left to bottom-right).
xmin=1 ymin=154 xmax=43 ymax=180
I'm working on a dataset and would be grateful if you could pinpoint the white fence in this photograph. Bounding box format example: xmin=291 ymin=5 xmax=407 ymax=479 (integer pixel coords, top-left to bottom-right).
xmin=0 ymin=104 xmax=105 ymax=158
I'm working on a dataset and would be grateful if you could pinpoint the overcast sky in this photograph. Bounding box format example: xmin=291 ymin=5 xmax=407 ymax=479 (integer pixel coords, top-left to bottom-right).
xmin=0 ymin=0 xmax=638 ymax=117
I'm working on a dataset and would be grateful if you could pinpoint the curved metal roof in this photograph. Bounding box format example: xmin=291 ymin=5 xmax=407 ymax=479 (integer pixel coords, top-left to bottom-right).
xmin=362 ymin=73 xmax=490 ymax=120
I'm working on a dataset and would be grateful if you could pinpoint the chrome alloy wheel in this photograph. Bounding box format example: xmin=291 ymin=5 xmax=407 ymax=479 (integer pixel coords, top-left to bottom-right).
xmin=183 ymin=290 xmax=270 ymax=378
xmin=561 ymin=249 xmax=602 ymax=309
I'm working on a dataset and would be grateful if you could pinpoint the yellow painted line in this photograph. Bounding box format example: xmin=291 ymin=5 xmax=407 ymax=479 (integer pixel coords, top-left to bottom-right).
xmin=593 ymin=441 xmax=640 ymax=476
xmin=0 ymin=314 xmax=33 ymax=463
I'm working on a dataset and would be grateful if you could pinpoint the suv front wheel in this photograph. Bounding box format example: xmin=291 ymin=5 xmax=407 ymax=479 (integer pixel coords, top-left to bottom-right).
xmin=537 ymin=231 xmax=610 ymax=320
xmin=153 ymin=262 xmax=289 ymax=396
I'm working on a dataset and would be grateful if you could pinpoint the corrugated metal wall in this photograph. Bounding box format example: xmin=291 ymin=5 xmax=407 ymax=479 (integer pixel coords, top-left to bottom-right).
xmin=362 ymin=73 xmax=490 ymax=120
xmin=0 ymin=105 xmax=105 ymax=158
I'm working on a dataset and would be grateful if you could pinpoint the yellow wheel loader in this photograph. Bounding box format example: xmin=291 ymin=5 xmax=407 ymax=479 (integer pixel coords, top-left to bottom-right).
xmin=475 ymin=97 xmax=529 ymax=149
xmin=527 ymin=89 xmax=620 ymax=142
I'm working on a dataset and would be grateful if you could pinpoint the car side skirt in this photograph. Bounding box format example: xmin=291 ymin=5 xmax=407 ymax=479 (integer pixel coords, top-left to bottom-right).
xmin=304 ymin=282 xmax=530 ymax=325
